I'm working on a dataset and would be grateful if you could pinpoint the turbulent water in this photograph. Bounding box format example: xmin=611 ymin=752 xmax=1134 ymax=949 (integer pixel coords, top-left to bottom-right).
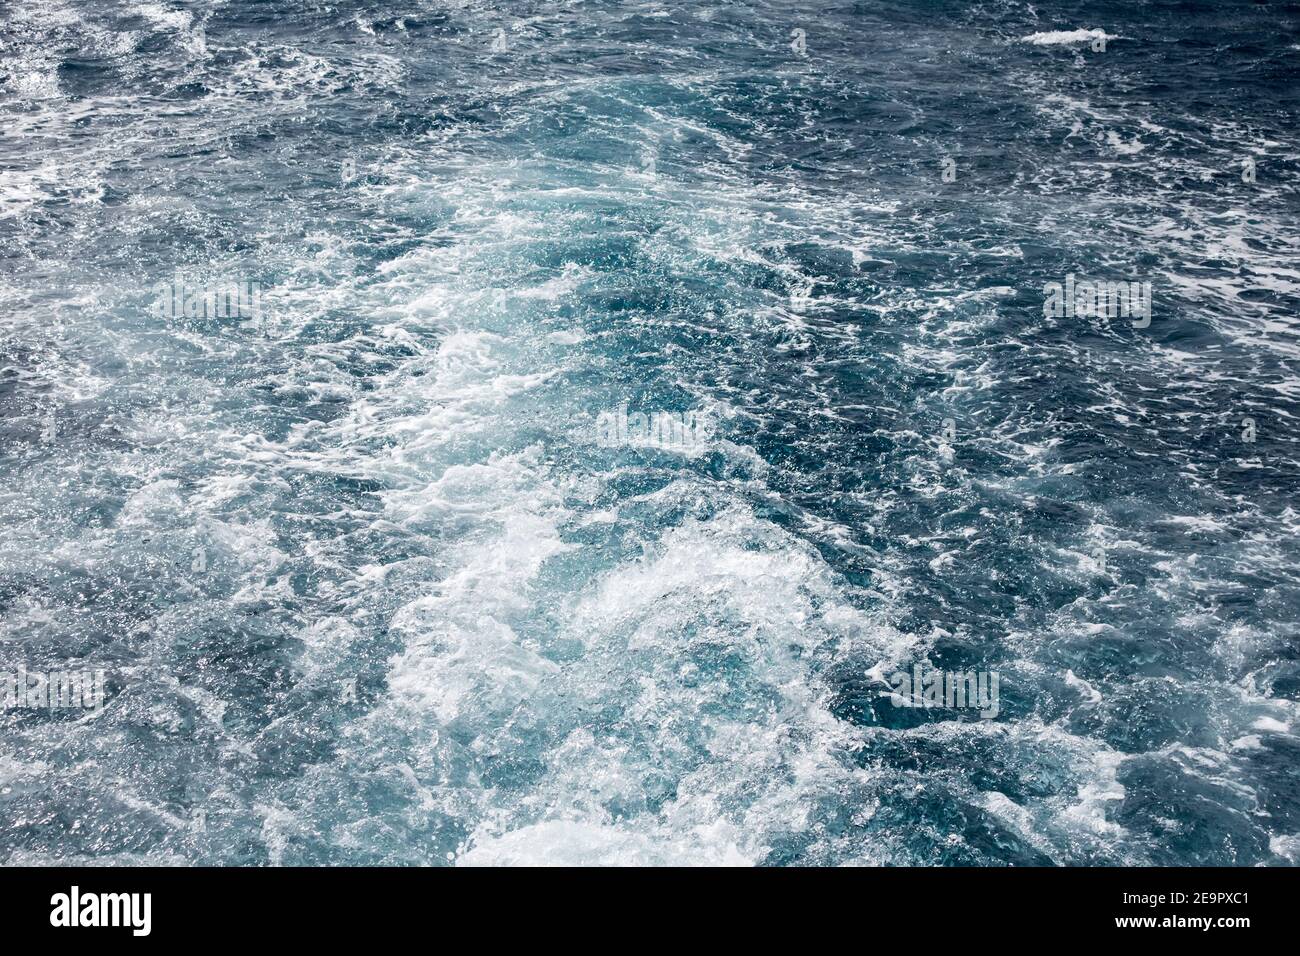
xmin=1 ymin=0 xmax=1298 ymax=866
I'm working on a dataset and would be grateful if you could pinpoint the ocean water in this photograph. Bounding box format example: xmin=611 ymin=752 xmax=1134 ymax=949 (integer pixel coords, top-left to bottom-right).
xmin=1 ymin=0 xmax=1298 ymax=866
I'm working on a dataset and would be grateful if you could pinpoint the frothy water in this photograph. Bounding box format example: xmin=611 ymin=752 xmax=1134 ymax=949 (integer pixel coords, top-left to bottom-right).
xmin=2 ymin=0 xmax=1298 ymax=866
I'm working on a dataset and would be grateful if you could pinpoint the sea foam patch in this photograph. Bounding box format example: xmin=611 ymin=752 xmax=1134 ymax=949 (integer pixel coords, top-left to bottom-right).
xmin=1021 ymin=28 xmax=1115 ymax=46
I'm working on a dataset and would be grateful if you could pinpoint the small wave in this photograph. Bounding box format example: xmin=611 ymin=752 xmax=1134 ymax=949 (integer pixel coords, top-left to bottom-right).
xmin=1021 ymin=28 xmax=1114 ymax=46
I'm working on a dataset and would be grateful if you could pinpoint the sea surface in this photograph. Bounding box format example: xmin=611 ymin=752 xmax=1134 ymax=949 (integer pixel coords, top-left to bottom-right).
xmin=1 ymin=0 xmax=1299 ymax=865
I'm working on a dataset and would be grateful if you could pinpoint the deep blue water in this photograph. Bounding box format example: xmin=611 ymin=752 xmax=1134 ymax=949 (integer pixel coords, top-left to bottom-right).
xmin=1 ymin=0 xmax=1298 ymax=865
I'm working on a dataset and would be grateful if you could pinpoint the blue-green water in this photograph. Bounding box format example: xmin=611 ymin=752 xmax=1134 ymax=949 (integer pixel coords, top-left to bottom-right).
xmin=1 ymin=0 xmax=1298 ymax=865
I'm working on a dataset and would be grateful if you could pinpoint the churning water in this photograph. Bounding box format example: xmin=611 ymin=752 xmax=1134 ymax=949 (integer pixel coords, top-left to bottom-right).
xmin=1 ymin=0 xmax=1298 ymax=865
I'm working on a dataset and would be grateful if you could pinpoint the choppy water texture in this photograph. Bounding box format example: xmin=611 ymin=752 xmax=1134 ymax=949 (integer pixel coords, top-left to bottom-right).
xmin=2 ymin=0 xmax=1299 ymax=866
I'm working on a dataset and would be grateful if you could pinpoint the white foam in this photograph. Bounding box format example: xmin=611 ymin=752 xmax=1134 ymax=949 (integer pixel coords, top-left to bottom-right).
xmin=1252 ymin=716 xmax=1289 ymax=734
xmin=1065 ymin=669 xmax=1103 ymax=705
xmin=457 ymin=818 xmax=750 ymax=866
xmin=1271 ymin=834 xmax=1300 ymax=862
xmin=1021 ymin=29 xmax=1115 ymax=46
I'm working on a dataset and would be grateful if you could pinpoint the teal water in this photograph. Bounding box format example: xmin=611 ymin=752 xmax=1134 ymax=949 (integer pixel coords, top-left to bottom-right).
xmin=1 ymin=0 xmax=1299 ymax=865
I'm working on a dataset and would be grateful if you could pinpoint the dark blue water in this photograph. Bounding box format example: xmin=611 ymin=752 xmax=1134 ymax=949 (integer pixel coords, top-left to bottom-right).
xmin=1 ymin=0 xmax=1298 ymax=865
